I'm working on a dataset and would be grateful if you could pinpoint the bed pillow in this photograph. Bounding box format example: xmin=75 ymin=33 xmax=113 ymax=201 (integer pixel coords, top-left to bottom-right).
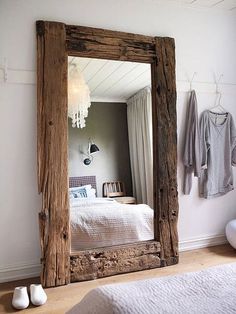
xmin=70 ymin=185 xmax=92 ymax=192
xmin=69 ymin=186 xmax=87 ymax=198
xmin=86 ymin=188 xmax=96 ymax=199
xmin=69 ymin=185 xmax=97 ymax=198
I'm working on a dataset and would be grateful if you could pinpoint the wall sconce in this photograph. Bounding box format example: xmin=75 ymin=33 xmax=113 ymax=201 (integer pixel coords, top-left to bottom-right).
xmin=83 ymin=139 xmax=100 ymax=165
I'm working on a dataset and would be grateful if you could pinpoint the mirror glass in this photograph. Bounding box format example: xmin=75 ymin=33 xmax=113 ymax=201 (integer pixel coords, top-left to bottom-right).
xmin=68 ymin=56 xmax=154 ymax=252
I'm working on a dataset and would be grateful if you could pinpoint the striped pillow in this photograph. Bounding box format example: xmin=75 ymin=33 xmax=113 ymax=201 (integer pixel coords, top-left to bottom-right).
xmin=70 ymin=187 xmax=87 ymax=198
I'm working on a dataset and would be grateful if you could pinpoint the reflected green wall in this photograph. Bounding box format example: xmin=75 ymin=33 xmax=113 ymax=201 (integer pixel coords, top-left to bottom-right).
xmin=68 ymin=102 xmax=133 ymax=197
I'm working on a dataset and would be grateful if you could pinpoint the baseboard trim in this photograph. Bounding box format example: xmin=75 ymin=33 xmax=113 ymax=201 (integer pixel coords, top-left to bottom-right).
xmin=179 ymin=234 xmax=227 ymax=252
xmin=0 ymin=234 xmax=228 ymax=283
xmin=0 ymin=262 xmax=41 ymax=284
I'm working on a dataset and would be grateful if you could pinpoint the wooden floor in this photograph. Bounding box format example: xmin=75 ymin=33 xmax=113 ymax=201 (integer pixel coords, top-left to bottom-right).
xmin=0 ymin=244 xmax=235 ymax=314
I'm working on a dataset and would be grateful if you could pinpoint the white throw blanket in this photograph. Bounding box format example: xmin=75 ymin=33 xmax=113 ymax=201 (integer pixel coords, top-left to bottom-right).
xmin=67 ymin=263 xmax=236 ymax=314
xmin=70 ymin=198 xmax=153 ymax=250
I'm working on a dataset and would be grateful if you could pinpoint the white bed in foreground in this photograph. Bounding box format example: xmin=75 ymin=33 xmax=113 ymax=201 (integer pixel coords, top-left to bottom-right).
xmin=70 ymin=198 xmax=153 ymax=250
xmin=67 ymin=263 xmax=236 ymax=314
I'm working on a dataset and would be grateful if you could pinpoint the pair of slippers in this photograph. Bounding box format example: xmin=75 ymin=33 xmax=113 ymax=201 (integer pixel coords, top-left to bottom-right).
xmin=12 ymin=284 xmax=47 ymax=310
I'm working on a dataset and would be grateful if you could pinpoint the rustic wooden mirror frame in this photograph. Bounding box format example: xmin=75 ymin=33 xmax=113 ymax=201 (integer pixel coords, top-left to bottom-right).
xmin=36 ymin=20 xmax=179 ymax=288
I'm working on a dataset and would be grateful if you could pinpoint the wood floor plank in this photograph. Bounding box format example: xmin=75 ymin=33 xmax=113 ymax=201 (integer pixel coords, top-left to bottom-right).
xmin=0 ymin=245 xmax=235 ymax=314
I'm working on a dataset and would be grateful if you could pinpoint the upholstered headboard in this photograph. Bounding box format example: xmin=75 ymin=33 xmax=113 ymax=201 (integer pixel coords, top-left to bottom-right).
xmin=69 ymin=176 xmax=97 ymax=191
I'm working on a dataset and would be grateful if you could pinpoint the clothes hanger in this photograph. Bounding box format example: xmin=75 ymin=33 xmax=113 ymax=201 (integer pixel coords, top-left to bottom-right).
xmin=210 ymin=74 xmax=227 ymax=114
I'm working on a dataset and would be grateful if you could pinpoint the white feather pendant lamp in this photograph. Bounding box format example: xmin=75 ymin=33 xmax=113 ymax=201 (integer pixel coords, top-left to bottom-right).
xmin=68 ymin=65 xmax=91 ymax=128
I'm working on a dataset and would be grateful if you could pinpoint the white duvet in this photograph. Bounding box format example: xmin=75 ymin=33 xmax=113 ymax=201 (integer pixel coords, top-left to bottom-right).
xmin=67 ymin=263 xmax=236 ymax=314
xmin=70 ymin=198 xmax=153 ymax=251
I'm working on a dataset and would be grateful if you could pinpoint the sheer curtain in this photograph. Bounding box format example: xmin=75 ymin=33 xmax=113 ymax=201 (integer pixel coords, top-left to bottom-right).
xmin=127 ymin=87 xmax=153 ymax=207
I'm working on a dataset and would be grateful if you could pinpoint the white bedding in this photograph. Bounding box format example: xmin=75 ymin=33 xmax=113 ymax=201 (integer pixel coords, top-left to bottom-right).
xmin=67 ymin=263 xmax=236 ymax=314
xmin=70 ymin=198 xmax=153 ymax=250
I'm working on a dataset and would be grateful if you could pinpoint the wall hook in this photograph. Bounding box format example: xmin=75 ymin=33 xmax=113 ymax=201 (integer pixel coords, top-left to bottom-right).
xmin=190 ymin=72 xmax=197 ymax=90
xmin=3 ymin=58 xmax=8 ymax=82
xmin=215 ymin=74 xmax=223 ymax=94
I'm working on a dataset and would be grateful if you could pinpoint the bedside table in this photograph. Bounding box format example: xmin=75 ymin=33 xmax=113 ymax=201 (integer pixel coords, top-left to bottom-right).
xmin=113 ymin=196 xmax=136 ymax=204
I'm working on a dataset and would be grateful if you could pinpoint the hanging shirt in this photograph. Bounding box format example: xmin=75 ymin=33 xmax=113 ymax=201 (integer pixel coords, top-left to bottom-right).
xmin=183 ymin=90 xmax=201 ymax=194
xmin=199 ymin=110 xmax=236 ymax=199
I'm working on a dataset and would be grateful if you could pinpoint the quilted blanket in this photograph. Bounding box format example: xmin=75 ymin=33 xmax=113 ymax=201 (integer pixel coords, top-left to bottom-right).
xmin=70 ymin=198 xmax=153 ymax=250
xmin=67 ymin=262 xmax=236 ymax=314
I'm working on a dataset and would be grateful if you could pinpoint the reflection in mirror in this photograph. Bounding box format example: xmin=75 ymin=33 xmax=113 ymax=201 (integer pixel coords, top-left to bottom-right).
xmin=68 ymin=56 xmax=153 ymax=251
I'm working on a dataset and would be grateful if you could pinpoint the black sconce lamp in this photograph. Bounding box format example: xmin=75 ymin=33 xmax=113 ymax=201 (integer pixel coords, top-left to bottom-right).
xmin=83 ymin=139 xmax=100 ymax=165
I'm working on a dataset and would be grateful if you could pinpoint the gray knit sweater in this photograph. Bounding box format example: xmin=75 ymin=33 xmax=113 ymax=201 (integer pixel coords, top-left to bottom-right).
xmin=199 ymin=110 xmax=236 ymax=199
xmin=183 ymin=90 xmax=201 ymax=194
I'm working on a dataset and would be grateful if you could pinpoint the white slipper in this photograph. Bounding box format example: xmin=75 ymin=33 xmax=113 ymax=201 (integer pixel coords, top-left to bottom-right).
xmin=30 ymin=284 xmax=47 ymax=306
xmin=12 ymin=286 xmax=30 ymax=310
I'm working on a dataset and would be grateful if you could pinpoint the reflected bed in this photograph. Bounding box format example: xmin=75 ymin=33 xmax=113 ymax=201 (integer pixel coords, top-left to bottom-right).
xmin=69 ymin=176 xmax=153 ymax=251
xmin=70 ymin=198 xmax=153 ymax=250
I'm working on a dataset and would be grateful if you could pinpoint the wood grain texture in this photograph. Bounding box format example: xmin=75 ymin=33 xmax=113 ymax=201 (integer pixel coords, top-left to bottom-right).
xmin=36 ymin=20 xmax=178 ymax=287
xmin=153 ymin=37 xmax=178 ymax=265
xmin=70 ymin=242 xmax=161 ymax=282
xmin=66 ymin=25 xmax=156 ymax=63
xmin=36 ymin=21 xmax=70 ymax=287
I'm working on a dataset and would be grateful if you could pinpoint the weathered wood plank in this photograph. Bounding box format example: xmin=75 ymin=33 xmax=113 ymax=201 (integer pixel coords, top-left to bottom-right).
xmin=36 ymin=21 xmax=70 ymax=287
xmin=151 ymin=61 xmax=159 ymax=242
xmin=153 ymin=37 xmax=179 ymax=265
xmin=70 ymin=242 xmax=161 ymax=282
xmin=66 ymin=25 xmax=155 ymax=62
xmin=67 ymin=45 xmax=154 ymax=63
xmin=66 ymin=25 xmax=155 ymax=43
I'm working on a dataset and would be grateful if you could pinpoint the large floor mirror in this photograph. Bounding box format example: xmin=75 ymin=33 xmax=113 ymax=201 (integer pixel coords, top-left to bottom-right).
xmin=68 ymin=56 xmax=154 ymax=251
xmin=37 ymin=21 xmax=179 ymax=288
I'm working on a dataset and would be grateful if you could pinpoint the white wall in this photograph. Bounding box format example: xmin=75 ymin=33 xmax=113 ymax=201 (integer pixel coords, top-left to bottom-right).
xmin=0 ymin=0 xmax=236 ymax=282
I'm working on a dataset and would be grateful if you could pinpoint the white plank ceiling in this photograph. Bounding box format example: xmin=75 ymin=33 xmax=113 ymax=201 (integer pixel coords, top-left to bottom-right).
xmin=68 ymin=0 xmax=235 ymax=103
xmin=162 ymin=0 xmax=236 ymax=10
xmin=68 ymin=57 xmax=151 ymax=103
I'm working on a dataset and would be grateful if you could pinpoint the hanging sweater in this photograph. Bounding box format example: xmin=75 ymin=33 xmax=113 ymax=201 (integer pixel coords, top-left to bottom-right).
xmin=199 ymin=110 xmax=236 ymax=199
xmin=183 ymin=90 xmax=201 ymax=194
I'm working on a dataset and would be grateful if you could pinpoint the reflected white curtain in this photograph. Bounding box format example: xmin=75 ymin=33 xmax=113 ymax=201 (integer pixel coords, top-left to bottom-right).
xmin=127 ymin=87 xmax=153 ymax=207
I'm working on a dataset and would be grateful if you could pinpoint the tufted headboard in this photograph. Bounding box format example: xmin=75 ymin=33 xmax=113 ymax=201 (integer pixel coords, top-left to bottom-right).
xmin=69 ymin=176 xmax=97 ymax=191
